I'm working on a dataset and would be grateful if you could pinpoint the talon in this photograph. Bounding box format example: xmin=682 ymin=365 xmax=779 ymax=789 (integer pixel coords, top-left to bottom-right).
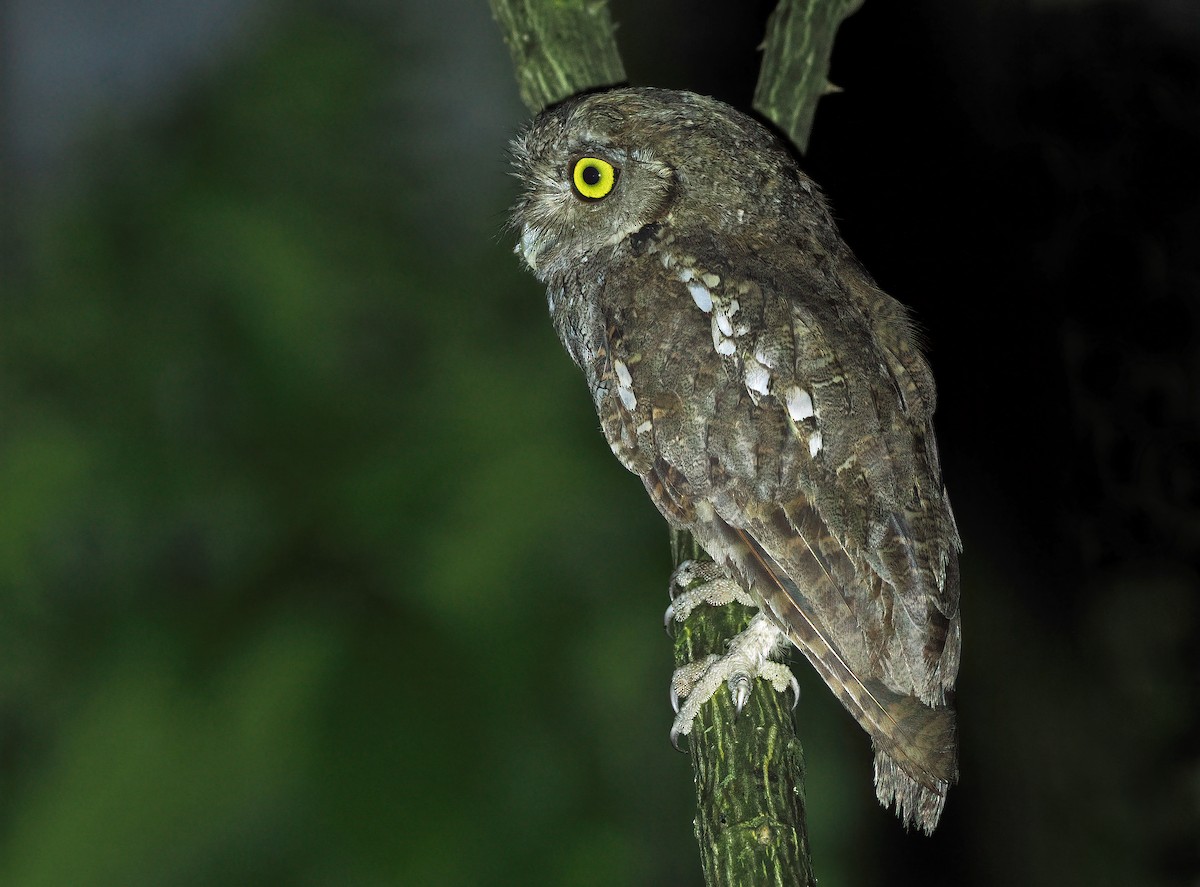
xmin=670 ymin=726 xmax=687 ymax=753
xmin=731 ymin=673 xmax=752 ymax=717
xmin=664 ymin=616 xmax=789 ymax=751
xmin=663 ymin=603 xmax=676 ymax=632
xmin=789 ymin=674 xmax=800 ymax=710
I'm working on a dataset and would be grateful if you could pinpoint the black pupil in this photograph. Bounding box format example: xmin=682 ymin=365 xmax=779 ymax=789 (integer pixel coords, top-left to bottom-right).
xmin=582 ymin=164 xmax=602 ymax=186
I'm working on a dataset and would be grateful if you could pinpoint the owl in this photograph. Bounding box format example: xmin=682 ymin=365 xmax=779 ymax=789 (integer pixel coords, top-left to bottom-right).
xmin=510 ymin=88 xmax=961 ymax=834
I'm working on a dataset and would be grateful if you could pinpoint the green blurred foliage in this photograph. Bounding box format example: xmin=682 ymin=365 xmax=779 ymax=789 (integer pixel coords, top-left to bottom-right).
xmin=0 ymin=10 xmax=712 ymax=885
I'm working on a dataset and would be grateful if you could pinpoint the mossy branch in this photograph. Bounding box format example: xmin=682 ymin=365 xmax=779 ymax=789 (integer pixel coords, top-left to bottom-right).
xmin=670 ymin=530 xmax=815 ymax=887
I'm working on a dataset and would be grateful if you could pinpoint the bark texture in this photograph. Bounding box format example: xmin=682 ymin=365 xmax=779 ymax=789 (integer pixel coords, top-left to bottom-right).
xmin=488 ymin=0 xmax=626 ymax=114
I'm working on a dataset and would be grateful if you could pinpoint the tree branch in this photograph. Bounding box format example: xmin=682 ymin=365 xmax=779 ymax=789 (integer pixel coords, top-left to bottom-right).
xmin=670 ymin=530 xmax=815 ymax=887
xmin=753 ymin=0 xmax=864 ymax=151
xmin=488 ymin=0 xmax=625 ymax=114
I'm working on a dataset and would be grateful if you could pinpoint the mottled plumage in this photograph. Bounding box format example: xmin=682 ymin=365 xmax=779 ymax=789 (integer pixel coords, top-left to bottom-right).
xmin=510 ymin=88 xmax=962 ymax=833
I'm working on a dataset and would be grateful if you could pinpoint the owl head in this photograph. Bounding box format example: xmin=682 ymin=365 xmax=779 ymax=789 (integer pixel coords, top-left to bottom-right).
xmin=510 ymin=88 xmax=808 ymax=283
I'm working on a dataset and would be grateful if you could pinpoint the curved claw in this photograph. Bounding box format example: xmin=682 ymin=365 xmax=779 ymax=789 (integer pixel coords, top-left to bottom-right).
xmin=669 ymin=726 xmax=687 ymax=753
xmin=788 ymin=673 xmax=801 ymax=710
xmin=731 ymin=673 xmax=752 ymax=718
xmin=663 ymin=603 xmax=676 ymax=634
xmin=670 ymin=683 xmax=681 ymax=714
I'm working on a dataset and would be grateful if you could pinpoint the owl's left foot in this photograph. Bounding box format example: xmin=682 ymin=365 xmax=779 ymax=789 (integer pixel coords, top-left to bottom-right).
xmin=664 ymin=559 xmax=755 ymax=628
xmin=666 ymin=565 xmax=799 ymax=749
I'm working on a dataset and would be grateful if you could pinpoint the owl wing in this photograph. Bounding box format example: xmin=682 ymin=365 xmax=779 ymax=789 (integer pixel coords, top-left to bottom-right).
xmin=604 ymin=248 xmax=961 ymax=831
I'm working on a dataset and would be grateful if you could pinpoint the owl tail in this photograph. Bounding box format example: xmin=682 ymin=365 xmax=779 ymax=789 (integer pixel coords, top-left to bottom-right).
xmin=861 ymin=683 xmax=956 ymax=834
xmin=874 ymin=733 xmax=955 ymax=835
xmin=714 ymin=521 xmax=958 ymax=834
xmin=805 ymin=643 xmax=957 ymax=835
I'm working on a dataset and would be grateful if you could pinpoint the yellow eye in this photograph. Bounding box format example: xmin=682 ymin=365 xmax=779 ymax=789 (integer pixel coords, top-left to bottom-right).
xmin=572 ymin=157 xmax=618 ymax=200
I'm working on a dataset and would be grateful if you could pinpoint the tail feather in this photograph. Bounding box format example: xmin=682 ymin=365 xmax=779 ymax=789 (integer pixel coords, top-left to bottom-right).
xmin=705 ymin=516 xmax=958 ymax=832
xmin=875 ymin=749 xmax=951 ymax=835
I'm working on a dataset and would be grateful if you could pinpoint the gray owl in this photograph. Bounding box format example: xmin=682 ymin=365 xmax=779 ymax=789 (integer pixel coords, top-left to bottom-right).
xmin=510 ymin=88 xmax=961 ymax=834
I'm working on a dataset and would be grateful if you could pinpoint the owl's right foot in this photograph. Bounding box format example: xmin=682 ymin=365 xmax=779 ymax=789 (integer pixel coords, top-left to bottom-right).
xmin=665 ymin=561 xmax=799 ymax=750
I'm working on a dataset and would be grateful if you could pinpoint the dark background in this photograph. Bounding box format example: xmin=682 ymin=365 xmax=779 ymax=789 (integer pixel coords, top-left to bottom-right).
xmin=2 ymin=1 xmax=1196 ymax=884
